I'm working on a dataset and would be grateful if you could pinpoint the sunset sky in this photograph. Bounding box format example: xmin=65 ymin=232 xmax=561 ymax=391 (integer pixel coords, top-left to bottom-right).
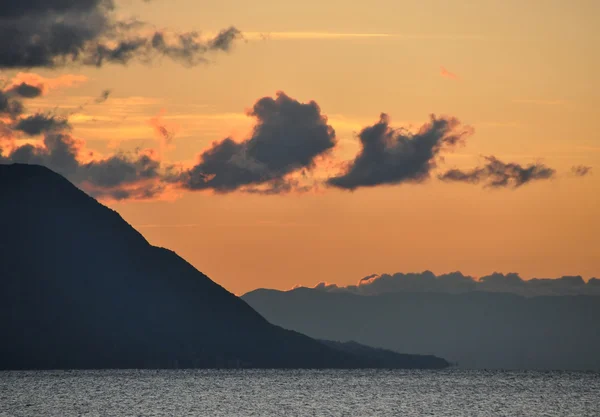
xmin=1 ymin=0 xmax=598 ymax=294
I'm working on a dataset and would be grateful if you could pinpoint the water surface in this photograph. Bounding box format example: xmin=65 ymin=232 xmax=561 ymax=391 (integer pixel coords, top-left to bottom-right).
xmin=1 ymin=369 xmax=599 ymax=416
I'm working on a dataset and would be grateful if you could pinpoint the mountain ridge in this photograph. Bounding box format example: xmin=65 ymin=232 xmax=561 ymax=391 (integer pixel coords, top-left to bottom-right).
xmin=0 ymin=163 xmax=448 ymax=370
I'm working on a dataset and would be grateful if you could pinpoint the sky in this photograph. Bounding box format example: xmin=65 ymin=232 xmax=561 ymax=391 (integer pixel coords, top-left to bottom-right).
xmin=1 ymin=0 xmax=598 ymax=295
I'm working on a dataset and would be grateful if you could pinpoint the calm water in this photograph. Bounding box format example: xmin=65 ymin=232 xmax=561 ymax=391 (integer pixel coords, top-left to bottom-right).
xmin=1 ymin=369 xmax=599 ymax=416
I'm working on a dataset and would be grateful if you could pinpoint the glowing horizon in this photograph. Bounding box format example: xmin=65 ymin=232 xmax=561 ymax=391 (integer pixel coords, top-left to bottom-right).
xmin=0 ymin=0 xmax=598 ymax=295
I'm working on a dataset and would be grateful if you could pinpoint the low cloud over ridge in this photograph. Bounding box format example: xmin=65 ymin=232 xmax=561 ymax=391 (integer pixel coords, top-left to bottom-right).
xmin=0 ymin=130 xmax=164 ymax=200
xmin=299 ymin=271 xmax=600 ymax=297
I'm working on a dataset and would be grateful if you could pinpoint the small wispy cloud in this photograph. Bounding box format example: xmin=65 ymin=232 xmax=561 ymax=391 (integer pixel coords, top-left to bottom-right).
xmin=440 ymin=66 xmax=459 ymax=80
xmin=571 ymin=165 xmax=592 ymax=177
xmin=148 ymin=110 xmax=178 ymax=153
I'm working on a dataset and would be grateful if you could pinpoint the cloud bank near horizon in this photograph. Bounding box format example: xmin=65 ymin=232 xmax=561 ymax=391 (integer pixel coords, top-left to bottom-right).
xmin=292 ymin=271 xmax=600 ymax=297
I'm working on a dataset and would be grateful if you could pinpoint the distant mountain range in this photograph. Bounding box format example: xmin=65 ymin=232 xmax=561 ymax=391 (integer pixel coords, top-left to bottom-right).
xmin=0 ymin=163 xmax=447 ymax=369
xmin=243 ymin=288 xmax=600 ymax=370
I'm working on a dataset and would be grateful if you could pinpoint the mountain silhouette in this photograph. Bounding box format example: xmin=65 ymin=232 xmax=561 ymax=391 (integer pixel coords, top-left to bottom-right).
xmin=0 ymin=163 xmax=448 ymax=369
xmin=243 ymin=287 xmax=600 ymax=370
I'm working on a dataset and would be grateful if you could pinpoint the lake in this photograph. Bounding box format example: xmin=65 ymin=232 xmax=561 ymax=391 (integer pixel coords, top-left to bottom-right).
xmin=1 ymin=369 xmax=599 ymax=416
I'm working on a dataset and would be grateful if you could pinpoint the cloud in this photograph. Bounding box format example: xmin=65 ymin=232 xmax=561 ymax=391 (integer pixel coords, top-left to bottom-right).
xmin=438 ymin=156 xmax=556 ymax=188
xmin=297 ymin=271 xmax=600 ymax=297
xmin=176 ymin=91 xmax=336 ymax=194
xmin=440 ymin=66 xmax=458 ymax=80
xmin=6 ymin=73 xmax=89 ymax=94
xmin=0 ymin=90 xmax=24 ymax=118
xmin=95 ymin=89 xmax=111 ymax=104
xmin=572 ymin=165 xmax=592 ymax=177
xmin=0 ymin=0 xmax=241 ymax=69
xmin=6 ymin=82 xmax=43 ymax=99
xmin=208 ymin=27 xmax=244 ymax=52
xmin=149 ymin=110 xmax=176 ymax=150
xmin=327 ymin=114 xmax=473 ymax=190
xmin=13 ymin=114 xmax=71 ymax=136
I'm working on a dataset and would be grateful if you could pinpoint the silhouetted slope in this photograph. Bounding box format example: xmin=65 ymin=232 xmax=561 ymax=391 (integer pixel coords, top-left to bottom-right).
xmin=0 ymin=164 xmax=447 ymax=369
xmin=320 ymin=340 xmax=448 ymax=369
xmin=243 ymin=288 xmax=600 ymax=370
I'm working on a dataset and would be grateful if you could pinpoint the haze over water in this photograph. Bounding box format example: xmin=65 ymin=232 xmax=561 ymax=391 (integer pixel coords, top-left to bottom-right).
xmin=1 ymin=369 xmax=599 ymax=416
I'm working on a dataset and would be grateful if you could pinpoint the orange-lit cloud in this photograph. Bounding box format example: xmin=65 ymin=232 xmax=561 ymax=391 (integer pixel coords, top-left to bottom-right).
xmin=149 ymin=110 xmax=178 ymax=153
xmin=440 ymin=66 xmax=459 ymax=80
xmin=6 ymin=73 xmax=88 ymax=95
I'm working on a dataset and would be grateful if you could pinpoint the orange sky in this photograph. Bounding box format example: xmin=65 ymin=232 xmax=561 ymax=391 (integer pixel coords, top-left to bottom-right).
xmin=2 ymin=0 xmax=599 ymax=294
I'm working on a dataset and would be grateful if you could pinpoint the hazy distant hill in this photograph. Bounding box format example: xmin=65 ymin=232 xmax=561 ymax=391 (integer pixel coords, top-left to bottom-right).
xmin=320 ymin=340 xmax=448 ymax=369
xmin=0 ymin=163 xmax=448 ymax=369
xmin=243 ymin=287 xmax=600 ymax=370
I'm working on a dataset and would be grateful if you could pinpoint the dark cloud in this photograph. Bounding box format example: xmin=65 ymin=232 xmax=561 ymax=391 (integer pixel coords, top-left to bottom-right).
xmin=438 ymin=156 xmax=555 ymax=188
xmin=302 ymin=271 xmax=600 ymax=297
xmin=209 ymin=27 xmax=244 ymax=52
xmin=6 ymin=82 xmax=44 ymax=99
xmin=95 ymin=89 xmax=111 ymax=103
xmin=149 ymin=29 xmax=243 ymax=66
xmin=177 ymin=92 xmax=336 ymax=194
xmin=13 ymin=114 xmax=71 ymax=136
xmin=572 ymin=165 xmax=592 ymax=177
xmin=0 ymin=0 xmax=241 ymax=69
xmin=81 ymin=153 xmax=160 ymax=188
xmin=0 ymin=0 xmax=113 ymax=68
xmin=0 ymin=0 xmax=109 ymax=18
xmin=327 ymin=114 xmax=472 ymax=190
xmin=0 ymin=91 xmax=24 ymax=118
